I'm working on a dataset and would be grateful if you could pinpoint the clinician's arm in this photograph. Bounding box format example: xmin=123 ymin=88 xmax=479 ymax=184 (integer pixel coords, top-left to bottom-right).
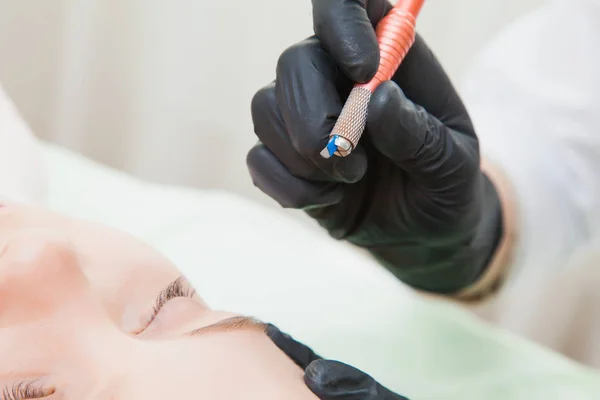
xmin=247 ymin=0 xmax=512 ymax=300
xmin=459 ymin=0 xmax=600 ymax=291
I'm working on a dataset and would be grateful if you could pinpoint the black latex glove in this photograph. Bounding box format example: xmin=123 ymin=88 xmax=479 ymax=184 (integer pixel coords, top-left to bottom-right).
xmin=247 ymin=0 xmax=503 ymax=294
xmin=266 ymin=324 xmax=409 ymax=400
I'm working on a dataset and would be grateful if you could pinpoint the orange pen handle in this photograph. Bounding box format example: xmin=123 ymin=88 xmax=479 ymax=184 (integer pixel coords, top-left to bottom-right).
xmin=359 ymin=0 xmax=424 ymax=92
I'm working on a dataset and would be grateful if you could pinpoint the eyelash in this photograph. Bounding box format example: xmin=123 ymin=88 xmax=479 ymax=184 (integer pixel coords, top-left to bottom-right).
xmin=2 ymin=381 xmax=54 ymax=400
xmin=142 ymin=278 xmax=196 ymax=331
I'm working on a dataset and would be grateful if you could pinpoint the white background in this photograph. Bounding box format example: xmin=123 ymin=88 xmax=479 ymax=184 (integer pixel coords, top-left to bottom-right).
xmin=0 ymin=0 xmax=547 ymax=205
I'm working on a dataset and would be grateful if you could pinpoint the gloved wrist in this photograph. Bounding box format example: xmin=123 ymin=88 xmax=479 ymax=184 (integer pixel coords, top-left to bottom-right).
xmin=454 ymin=157 xmax=519 ymax=302
xmin=365 ymin=170 xmax=504 ymax=295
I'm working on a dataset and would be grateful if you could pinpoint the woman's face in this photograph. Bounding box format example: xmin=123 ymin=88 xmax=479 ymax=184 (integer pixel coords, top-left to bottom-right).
xmin=0 ymin=205 xmax=317 ymax=399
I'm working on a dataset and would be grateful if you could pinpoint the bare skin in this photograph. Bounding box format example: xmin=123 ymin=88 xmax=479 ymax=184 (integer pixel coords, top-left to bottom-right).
xmin=0 ymin=204 xmax=318 ymax=399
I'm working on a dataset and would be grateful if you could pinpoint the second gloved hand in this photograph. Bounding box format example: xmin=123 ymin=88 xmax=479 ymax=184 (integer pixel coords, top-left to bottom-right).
xmin=247 ymin=0 xmax=503 ymax=294
xmin=266 ymin=324 xmax=409 ymax=400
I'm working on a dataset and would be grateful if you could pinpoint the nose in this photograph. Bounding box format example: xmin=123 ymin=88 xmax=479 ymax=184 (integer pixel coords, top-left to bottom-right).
xmin=0 ymin=229 xmax=91 ymax=327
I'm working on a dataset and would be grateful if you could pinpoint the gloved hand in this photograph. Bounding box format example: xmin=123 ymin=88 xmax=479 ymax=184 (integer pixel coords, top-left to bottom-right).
xmin=247 ymin=0 xmax=504 ymax=294
xmin=266 ymin=324 xmax=409 ymax=400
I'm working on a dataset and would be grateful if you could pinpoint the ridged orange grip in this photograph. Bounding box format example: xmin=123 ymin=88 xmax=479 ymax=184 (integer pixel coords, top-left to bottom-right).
xmin=358 ymin=1 xmax=422 ymax=93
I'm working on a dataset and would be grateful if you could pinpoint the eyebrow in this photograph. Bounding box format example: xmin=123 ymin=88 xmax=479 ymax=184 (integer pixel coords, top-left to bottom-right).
xmin=156 ymin=277 xmax=267 ymax=336
xmin=186 ymin=316 xmax=268 ymax=337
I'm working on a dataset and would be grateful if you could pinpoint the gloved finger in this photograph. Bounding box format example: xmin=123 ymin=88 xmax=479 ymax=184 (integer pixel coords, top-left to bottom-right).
xmin=265 ymin=324 xmax=323 ymax=369
xmin=275 ymin=37 xmax=368 ymax=183
xmin=252 ymin=81 xmax=365 ymax=183
xmin=247 ymin=143 xmax=344 ymax=209
xmin=367 ymin=80 xmax=479 ymax=197
xmin=393 ymin=34 xmax=476 ymax=138
xmin=305 ymin=360 xmax=409 ymax=400
xmin=312 ymin=0 xmax=392 ymax=83
xmin=251 ymin=82 xmax=324 ymax=181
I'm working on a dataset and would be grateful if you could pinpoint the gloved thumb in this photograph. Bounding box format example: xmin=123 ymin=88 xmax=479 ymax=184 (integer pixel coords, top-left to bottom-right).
xmin=304 ymin=359 xmax=409 ymax=400
xmin=366 ymin=80 xmax=479 ymax=193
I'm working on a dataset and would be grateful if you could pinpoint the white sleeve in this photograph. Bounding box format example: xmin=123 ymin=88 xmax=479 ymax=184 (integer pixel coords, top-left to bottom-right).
xmin=459 ymin=1 xmax=600 ymax=286
xmin=0 ymin=84 xmax=47 ymax=205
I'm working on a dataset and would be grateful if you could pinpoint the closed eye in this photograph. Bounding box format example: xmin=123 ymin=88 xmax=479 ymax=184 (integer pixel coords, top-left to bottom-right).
xmin=138 ymin=276 xmax=197 ymax=333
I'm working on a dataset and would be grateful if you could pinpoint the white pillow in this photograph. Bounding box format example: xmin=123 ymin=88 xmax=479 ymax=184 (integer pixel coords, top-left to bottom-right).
xmin=42 ymin=142 xmax=600 ymax=399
